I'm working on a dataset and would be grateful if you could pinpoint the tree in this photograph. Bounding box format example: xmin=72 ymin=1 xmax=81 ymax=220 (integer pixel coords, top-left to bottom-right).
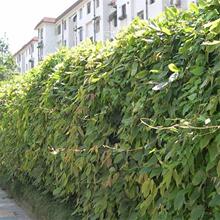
xmin=0 ymin=36 xmax=16 ymax=81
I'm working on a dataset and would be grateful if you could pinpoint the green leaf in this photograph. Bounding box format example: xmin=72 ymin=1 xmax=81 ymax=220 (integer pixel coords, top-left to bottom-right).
xmin=190 ymin=205 xmax=205 ymax=220
xmin=188 ymin=93 xmax=197 ymax=101
xmin=139 ymin=195 xmax=153 ymax=216
xmin=191 ymin=66 xmax=205 ymax=76
xmin=208 ymin=18 xmax=220 ymax=33
xmin=168 ymin=63 xmax=179 ymax=73
xmin=209 ymin=143 xmax=218 ymax=162
xmin=164 ymin=169 xmax=173 ymax=189
xmin=141 ymin=180 xmax=151 ymax=198
xmin=131 ymin=62 xmax=138 ymax=76
xmin=209 ymin=194 xmax=220 ymax=207
xmin=53 ymin=187 xmax=62 ymax=196
xmin=192 ymin=170 xmax=206 ymax=186
xmin=114 ymin=154 xmax=123 ymax=164
xmin=135 ymin=70 xmax=147 ymax=79
xmin=189 ymin=3 xmax=199 ymax=14
xmin=174 ymin=190 xmax=185 ymax=210
xmin=217 ymin=161 xmax=220 ymax=177
xmin=161 ymin=27 xmax=171 ymax=35
xmin=90 ymin=77 xmax=100 ymax=83
xmin=198 ymin=136 xmax=211 ymax=150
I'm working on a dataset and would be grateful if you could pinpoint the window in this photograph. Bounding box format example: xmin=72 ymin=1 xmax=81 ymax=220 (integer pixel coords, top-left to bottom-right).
xmin=30 ymin=60 xmax=34 ymax=68
xmin=63 ymin=20 xmax=67 ymax=30
xmin=169 ymin=0 xmax=181 ymax=7
xmin=87 ymin=2 xmax=91 ymax=14
xmin=95 ymin=17 xmax=100 ymax=33
xmin=150 ymin=0 xmax=155 ymax=4
xmin=29 ymin=44 xmax=34 ymax=54
xmin=31 ymin=44 xmax=34 ymax=53
xmin=79 ymin=8 xmax=83 ymax=19
xmin=109 ymin=11 xmax=117 ymax=27
xmin=113 ymin=15 xmax=117 ymax=27
xmin=73 ymin=14 xmax=77 ymax=22
xmin=17 ymin=54 xmax=21 ymax=62
xmin=79 ymin=27 xmax=83 ymax=42
xmin=137 ymin=10 xmax=144 ymax=19
xmin=57 ymin=24 xmax=61 ymax=35
xmin=96 ymin=0 xmax=99 ymax=8
xmin=73 ymin=14 xmax=77 ymax=29
xmin=119 ymin=4 xmax=127 ymax=20
xmin=63 ymin=40 xmax=67 ymax=46
xmin=38 ymin=28 xmax=43 ymax=40
xmin=122 ymin=4 xmax=126 ymax=17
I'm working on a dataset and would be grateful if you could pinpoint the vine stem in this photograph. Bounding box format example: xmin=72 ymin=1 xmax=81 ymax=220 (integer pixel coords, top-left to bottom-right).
xmin=140 ymin=118 xmax=220 ymax=131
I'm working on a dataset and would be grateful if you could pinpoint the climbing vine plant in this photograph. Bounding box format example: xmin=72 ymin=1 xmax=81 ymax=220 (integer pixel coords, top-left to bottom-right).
xmin=0 ymin=1 xmax=220 ymax=219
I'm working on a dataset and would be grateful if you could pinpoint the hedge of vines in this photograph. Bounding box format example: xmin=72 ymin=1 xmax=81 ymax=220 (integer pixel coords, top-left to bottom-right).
xmin=0 ymin=1 xmax=220 ymax=219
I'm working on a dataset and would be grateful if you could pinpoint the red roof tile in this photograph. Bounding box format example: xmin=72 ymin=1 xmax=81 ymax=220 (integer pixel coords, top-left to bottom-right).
xmin=34 ymin=17 xmax=56 ymax=30
xmin=14 ymin=37 xmax=38 ymax=57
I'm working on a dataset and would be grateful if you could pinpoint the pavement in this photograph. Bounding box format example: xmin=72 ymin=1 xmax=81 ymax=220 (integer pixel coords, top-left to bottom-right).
xmin=0 ymin=189 xmax=31 ymax=220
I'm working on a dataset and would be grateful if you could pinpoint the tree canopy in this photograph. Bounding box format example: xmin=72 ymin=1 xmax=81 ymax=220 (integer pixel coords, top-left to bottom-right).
xmin=0 ymin=36 xmax=16 ymax=81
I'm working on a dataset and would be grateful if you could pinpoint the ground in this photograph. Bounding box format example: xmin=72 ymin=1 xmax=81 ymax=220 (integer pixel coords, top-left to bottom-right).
xmin=0 ymin=188 xmax=31 ymax=220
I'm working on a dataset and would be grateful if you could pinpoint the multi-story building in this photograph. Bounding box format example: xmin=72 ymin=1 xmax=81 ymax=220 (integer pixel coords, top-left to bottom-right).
xmin=115 ymin=0 xmax=197 ymax=31
xmin=14 ymin=37 xmax=38 ymax=74
xmin=54 ymin=0 xmax=113 ymax=48
xmin=14 ymin=0 xmax=197 ymax=73
xmin=34 ymin=17 xmax=57 ymax=61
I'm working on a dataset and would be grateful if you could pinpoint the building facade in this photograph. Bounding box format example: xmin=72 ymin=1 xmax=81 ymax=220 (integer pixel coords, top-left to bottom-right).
xmin=14 ymin=0 xmax=197 ymax=73
xmin=34 ymin=17 xmax=57 ymax=61
xmin=55 ymin=0 xmax=114 ymax=48
xmin=14 ymin=37 xmax=38 ymax=74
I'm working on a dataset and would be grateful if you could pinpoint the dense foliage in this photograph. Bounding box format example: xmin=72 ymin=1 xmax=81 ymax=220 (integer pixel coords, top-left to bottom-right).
xmin=0 ymin=1 xmax=220 ymax=219
xmin=0 ymin=36 xmax=17 ymax=81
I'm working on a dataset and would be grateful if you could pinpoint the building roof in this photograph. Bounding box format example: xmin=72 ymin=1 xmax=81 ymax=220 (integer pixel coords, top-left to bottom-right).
xmin=34 ymin=17 xmax=56 ymax=30
xmin=14 ymin=37 xmax=38 ymax=57
xmin=56 ymin=0 xmax=83 ymax=22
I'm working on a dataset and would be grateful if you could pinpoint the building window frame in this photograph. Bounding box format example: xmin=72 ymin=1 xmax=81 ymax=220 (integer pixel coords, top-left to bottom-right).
xmin=79 ymin=27 xmax=83 ymax=42
xmin=57 ymin=24 xmax=61 ymax=35
xmin=79 ymin=8 xmax=83 ymax=19
xmin=150 ymin=0 xmax=155 ymax=4
xmin=109 ymin=11 xmax=117 ymax=27
xmin=95 ymin=17 xmax=100 ymax=33
xmin=119 ymin=4 xmax=127 ymax=20
xmin=96 ymin=0 xmax=100 ymax=8
xmin=63 ymin=20 xmax=67 ymax=30
xmin=137 ymin=10 xmax=144 ymax=19
xmin=87 ymin=2 xmax=91 ymax=14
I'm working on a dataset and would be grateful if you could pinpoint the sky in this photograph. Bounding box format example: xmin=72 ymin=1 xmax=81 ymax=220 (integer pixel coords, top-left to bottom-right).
xmin=0 ymin=0 xmax=74 ymax=54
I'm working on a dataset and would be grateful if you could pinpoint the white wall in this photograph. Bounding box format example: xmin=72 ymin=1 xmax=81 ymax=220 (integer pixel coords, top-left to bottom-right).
xmin=56 ymin=0 xmax=110 ymax=47
xmin=44 ymin=23 xmax=57 ymax=56
xmin=147 ymin=0 xmax=163 ymax=19
xmin=14 ymin=40 xmax=38 ymax=74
